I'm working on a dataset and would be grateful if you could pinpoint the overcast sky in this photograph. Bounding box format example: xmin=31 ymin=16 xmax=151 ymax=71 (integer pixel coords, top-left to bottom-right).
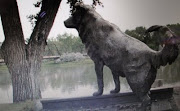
xmin=0 ymin=0 xmax=180 ymax=42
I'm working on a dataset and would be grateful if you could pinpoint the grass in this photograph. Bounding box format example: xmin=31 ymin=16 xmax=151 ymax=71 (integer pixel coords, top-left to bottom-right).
xmin=42 ymin=58 xmax=93 ymax=68
xmin=0 ymin=59 xmax=94 ymax=72
xmin=0 ymin=101 xmax=35 ymax=111
xmin=0 ymin=64 xmax=8 ymax=71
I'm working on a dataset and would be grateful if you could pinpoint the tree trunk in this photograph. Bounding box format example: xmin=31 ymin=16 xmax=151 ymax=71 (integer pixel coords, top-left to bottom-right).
xmin=0 ymin=0 xmax=62 ymax=102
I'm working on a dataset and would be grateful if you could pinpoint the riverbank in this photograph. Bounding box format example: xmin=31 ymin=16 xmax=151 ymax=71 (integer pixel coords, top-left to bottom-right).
xmin=0 ymin=58 xmax=93 ymax=72
xmin=42 ymin=58 xmax=93 ymax=67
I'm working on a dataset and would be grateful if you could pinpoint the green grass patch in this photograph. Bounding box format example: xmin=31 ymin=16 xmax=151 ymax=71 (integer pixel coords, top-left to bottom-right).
xmin=42 ymin=58 xmax=93 ymax=68
xmin=0 ymin=101 xmax=35 ymax=111
xmin=0 ymin=65 xmax=8 ymax=71
xmin=0 ymin=59 xmax=94 ymax=72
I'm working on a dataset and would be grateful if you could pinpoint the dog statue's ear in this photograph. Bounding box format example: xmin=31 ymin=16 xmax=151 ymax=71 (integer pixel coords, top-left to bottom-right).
xmin=74 ymin=2 xmax=91 ymax=11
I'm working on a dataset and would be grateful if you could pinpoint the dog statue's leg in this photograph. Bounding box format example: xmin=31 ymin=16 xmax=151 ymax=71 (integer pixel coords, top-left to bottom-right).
xmin=110 ymin=74 xmax=120 ymax=94
xmin=93 ymin=61 xmax=104 ymax=96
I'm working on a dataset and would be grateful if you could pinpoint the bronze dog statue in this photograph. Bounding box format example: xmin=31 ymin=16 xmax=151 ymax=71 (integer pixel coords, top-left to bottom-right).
xmin=64 ymin=3 xmax=179 ymax=110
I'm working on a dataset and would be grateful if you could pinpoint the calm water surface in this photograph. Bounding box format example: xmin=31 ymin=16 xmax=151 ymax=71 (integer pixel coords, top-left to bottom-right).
xmin=0 ymin=57 xmax=180 ymax=104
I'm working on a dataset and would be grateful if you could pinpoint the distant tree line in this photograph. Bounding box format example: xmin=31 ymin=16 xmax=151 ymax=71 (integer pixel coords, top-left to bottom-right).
xmin=44 ymin=33 xmax=85 ymax=56
xmin=125 ymin=23 xmax=180 ymax=50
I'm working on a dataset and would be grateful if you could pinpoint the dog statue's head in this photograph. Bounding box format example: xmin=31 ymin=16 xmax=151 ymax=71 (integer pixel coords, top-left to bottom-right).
xmin=64 ymin=3 xmax=94 ymax=29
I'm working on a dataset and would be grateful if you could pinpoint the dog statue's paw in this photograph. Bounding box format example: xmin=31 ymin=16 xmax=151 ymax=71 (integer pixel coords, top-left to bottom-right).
xmin=93 ymin=91 xmax=103 ymax=96
xmin=110 ymin=89 xmax=120 ymax=94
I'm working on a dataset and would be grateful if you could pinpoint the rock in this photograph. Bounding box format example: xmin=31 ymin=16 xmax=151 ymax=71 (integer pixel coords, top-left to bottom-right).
xmin=33 ymin=99 xmax=43 ymax=111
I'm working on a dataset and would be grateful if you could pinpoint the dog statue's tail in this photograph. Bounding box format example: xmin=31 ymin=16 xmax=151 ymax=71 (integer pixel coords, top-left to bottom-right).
xmin=146 ymin=25 xmax=179 ymax=68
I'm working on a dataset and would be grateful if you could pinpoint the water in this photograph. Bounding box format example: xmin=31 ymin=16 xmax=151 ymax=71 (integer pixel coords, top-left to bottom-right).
xmin=0 ymin=57 xmax=179 ymax=104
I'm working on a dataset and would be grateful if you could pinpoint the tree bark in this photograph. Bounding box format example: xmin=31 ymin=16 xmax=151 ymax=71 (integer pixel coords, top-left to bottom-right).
xmin=0 ymin=0 xmax=62 ymax=102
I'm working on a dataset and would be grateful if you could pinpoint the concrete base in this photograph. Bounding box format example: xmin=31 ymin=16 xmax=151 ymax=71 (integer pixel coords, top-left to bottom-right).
xmin=41 ymin=88 xmax=178 ymax=111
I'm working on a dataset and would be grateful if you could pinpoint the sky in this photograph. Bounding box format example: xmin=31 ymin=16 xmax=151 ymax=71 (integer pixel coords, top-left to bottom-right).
xmin=0 ymin=0 xmax=180 ymax=42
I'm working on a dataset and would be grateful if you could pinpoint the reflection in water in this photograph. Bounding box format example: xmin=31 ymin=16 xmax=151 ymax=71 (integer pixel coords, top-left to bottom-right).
xmin=0 ymin=56 xmax=180 ymax=103
xmin=40 ymin=63 xmax=131 ymax=99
